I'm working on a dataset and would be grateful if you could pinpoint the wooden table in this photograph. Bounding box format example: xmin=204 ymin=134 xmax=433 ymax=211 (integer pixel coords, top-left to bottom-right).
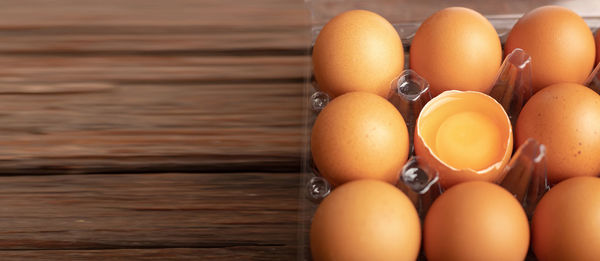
xmin=0 ymin=0 xmax=309 ymax=259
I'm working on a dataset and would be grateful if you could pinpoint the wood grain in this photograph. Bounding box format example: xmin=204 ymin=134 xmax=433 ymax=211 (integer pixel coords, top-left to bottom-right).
xmin=0 ymin=247 xmax=296 ymax=261
xmin=0 ymin=0 xmax=310 ymax=174
xmin=0 ymin=0 xmax=308 ymax=27
xmin=0 ymin=27 xmax=309 ymax=53
xmin=0 ymin=82 xmax=305 ymax=174
xmin=0 ymin=56 xmax=308 ymax=84
xmin=0 ymin=172 xmax=299 ymax=257
xmin=0 ymin=0 xmax=310 ymax=259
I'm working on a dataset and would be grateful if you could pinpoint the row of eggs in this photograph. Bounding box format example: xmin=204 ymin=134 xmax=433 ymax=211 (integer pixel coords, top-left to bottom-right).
xmin=312 ymin=177 xmax=600 ymax=261
xmin=309 ymin=5 xmax=600 ymax=261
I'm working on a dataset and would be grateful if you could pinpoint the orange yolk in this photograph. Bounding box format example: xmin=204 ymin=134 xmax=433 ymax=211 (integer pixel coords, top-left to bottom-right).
xmin=435 ymin=111 xmax=502 ymax=170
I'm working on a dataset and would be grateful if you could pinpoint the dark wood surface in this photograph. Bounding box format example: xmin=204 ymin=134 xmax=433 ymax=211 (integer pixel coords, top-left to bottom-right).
xmin=0 ymin=0 xmax=310 ymax=259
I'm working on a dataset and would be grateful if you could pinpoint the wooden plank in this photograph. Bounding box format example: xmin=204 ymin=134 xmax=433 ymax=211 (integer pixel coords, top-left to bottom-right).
xmin=0 ymin=30 xmax=309 ymax=53
xmin=0 ymin=3 xmax=311 ymax=55
xmin=0 ymin=246 xmax=296 ymax=260
xmin=0 ymin=83 xmax=305 ymax=174
xmin=0 ymin=56 xmax=309 ymax=84
xmin=0 ymin=172 xmax=299 ymax=254
xmin=0 ymin=0 xmax=309 ymax=28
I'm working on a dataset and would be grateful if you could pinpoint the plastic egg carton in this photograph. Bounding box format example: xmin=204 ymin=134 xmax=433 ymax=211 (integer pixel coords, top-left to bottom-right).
xmin=300 ymin=1 xmax=600 ymax=260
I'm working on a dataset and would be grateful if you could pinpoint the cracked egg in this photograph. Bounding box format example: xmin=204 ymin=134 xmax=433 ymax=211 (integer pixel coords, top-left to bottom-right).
xmin=414 ymin=91 xmax=513 ymax=188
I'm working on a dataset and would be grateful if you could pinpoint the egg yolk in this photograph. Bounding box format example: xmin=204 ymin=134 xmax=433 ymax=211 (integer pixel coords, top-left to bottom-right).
xmin=435 ymin=111 xmax=502 ymax=170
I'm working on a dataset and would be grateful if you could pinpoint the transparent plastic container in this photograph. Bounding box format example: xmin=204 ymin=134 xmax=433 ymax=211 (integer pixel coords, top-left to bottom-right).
xmin=300 ymin=1 xmax=600 ymax=260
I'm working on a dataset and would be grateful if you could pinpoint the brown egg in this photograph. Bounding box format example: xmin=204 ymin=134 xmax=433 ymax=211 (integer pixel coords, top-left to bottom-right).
xmin=533 ymin=177 xmax=600 ymax=260
xmin=410 ymin=7 xmax=501 ymax=96
xmin=516 ymin=83 xmax=600 ymax=184
xmin=424 ymin=181 xmax=529 ymax=261
xmin=311 ymin=179 xmax=421 ymax=261
xmin=414 ymin=91 xmax=513 ymax=188
xmin=311 ymin=92 xmax=409 ymax=186
xmin=505 ymin=6 xmax=595 ymax=93
xmin=596 ymin=29 xmax=600 ymax=64
xmin=312 ymin=10 xmax=404 ymax=98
